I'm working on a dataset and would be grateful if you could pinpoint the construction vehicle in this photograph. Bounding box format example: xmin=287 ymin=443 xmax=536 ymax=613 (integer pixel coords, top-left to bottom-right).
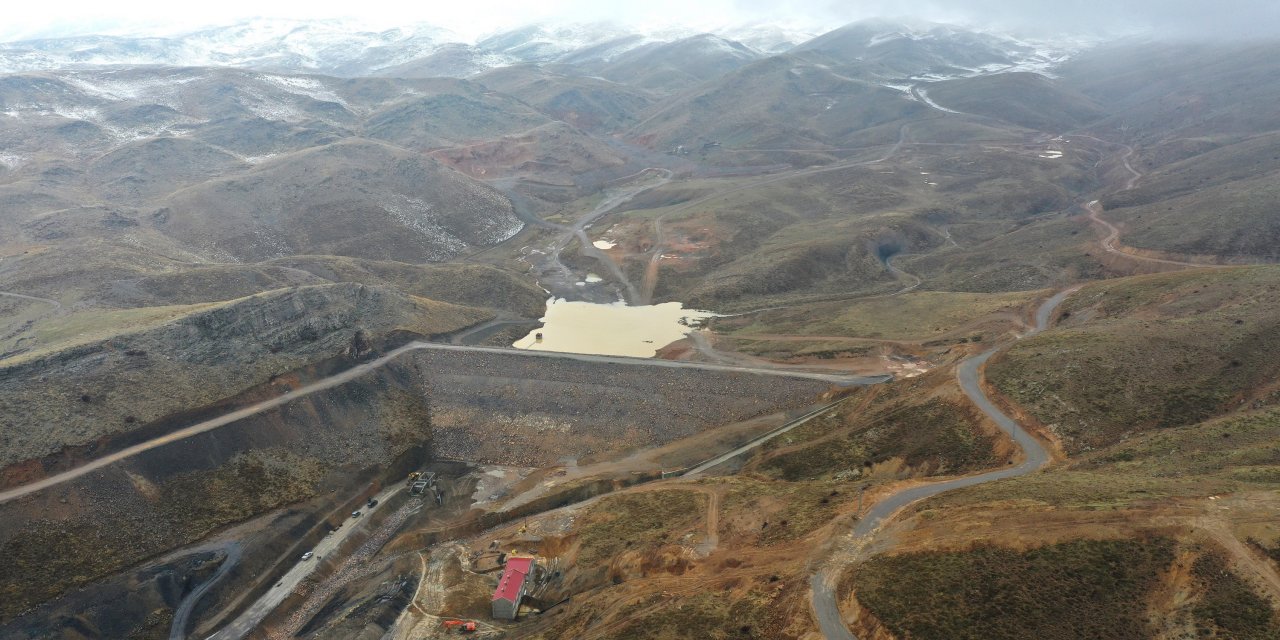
xmin=442 ymin=619 xmax=477 ymax=633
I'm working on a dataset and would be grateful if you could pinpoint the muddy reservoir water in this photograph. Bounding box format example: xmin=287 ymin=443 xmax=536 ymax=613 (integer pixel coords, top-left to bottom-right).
xmin=512 ymin=298 xmax=716 ymax=357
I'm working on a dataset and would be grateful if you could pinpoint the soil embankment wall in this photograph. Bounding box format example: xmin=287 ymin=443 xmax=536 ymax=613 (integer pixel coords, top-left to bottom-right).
xmin=414 ymin=349 xmax=831 ymax=466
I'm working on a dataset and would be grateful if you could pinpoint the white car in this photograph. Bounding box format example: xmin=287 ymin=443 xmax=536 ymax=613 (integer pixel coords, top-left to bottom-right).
xmin=301 ymin=551 xmax=314 ymax=561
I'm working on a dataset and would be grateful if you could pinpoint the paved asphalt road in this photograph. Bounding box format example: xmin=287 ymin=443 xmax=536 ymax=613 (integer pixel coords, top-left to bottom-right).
xmin=204 ymin=484 xmax=403 ymax=640
xmin=809 ymin=287 xmax=1078 ymax=639
xmin=0 ymin=342 xmax=886 ymax=505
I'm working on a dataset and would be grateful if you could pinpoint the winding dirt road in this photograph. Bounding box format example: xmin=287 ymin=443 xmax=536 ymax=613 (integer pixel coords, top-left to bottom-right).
xmin=0 ymin=342 xmax=886 ymax=505
xmin=0 ymin=291 xmax=62 ymax=308
xmin=1080 ymin=140 xmax=1228 ymax=269
xmin=169 ymin=542 xmax=242 ymax=640
xmin=808 ymin=286 xmax=1078 ymax=640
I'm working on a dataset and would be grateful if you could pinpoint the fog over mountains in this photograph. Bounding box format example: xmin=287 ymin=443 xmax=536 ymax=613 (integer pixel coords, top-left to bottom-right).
xmin=0 ymin=17 xmax=1084 ymax=77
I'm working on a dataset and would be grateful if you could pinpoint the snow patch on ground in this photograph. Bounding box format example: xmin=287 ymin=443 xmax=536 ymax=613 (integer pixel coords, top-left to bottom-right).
xmin=47 ymin=105 xmax=158 ymax=142
xmin=377 ymin=193 xmax=469 ymax=256
xmin=6 ymin=99 xmax=191 ymax=144
xmin=868 ymin=32 xmax=908 ymax=47
xmin=242 ymin=153 xmax=279 ymax=164
xmin=454 ymin=184 xmax=524 ymax=245
xmin=0 ymin=153 xmax=26 ymax=169
xmin=61 ymin=71 xmax=205 ymax=109
xmin=913 ymin=87 xmax=961 ymax=114
xmin=256 ymin=74 xmax=351 ymax=110
xmin=691 ymin=35 xmax=756 ymax=59
xmin=240 ymin=87 xmax=308 ymax=123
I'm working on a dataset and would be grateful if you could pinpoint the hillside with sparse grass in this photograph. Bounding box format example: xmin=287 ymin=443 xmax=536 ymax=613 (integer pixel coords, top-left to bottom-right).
xmin=988 ymin=267 xmax=1280 ymax=453
xmin=854 ymin=538 xmax=1177 ymax=639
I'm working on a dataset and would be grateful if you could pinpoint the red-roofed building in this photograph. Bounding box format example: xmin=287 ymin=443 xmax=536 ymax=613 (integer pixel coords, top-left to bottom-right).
xmin=491 ymin=556 xmax=536 ymax=620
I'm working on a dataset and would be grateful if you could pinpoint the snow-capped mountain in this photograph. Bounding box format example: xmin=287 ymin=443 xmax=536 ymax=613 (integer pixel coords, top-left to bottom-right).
xmin=716 ymin=23 xmax=819 ymax=54
xmin=791 ymin=19 xmax=1081 ymax=81
xmin=474 ymin=23 xmax=647 ymax=63
xmin=0 ymin=18 xmax=1084 ymax=82
xmin=0 ymin=18 xmax=460 ymax=76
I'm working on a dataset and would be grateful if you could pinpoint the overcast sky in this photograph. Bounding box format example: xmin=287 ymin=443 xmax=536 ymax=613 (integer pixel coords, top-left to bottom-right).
xmin=5 ymin=0 xmax=1280 ymax=42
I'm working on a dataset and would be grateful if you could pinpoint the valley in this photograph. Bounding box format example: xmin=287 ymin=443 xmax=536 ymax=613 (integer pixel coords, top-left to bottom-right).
xmin=1 ymin=13 xmax=1279 ymax=640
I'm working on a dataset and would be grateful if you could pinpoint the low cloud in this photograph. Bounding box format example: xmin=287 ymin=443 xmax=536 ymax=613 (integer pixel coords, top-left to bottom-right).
xmin=5 ymin=0 xmax=1280 ymax=43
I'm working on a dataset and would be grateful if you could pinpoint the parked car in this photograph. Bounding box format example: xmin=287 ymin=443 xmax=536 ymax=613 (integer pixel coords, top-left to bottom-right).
xmin=351 ymin=510 xmax=362 ymax=518
xmin=301 ymin=551 xmax=314 ymax=561
xmin=367 ymin=498 xmax=379 ymax=508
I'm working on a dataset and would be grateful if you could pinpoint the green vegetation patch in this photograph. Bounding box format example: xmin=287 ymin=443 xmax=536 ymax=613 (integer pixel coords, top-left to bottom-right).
xmin=0 ymin=450 xmax=325 ymax=621
xmin=854 ymin=537 xmax=1175 ymax=640
xmin=989 ymin=266 xmax=1280 ymax=453
xmin=576 ymin=490 xmax=705 ymax=566
xmin=1078 ymin=405 xmax=1280 ymax=484
xmin=20 ymin=303 xmax=220 ymax=363
xmin=1190 ymin=551 xmax=1279 ymax=638
xmin=720 ymin=290 xmax=1034 ymax=341
xmin=269 ymin=257 xmax=545 ymax=317
xmin=761 ymin=396 xmax=999 ymax=481
xmin=717 ymin=337 xmax=878 ymax=360
xmin=922 ymin=471 xmax=1237 ymax=512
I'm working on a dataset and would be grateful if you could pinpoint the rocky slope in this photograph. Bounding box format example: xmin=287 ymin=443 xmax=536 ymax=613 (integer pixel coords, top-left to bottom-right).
xmin=0 ymin=282 xmax=486 ymax=474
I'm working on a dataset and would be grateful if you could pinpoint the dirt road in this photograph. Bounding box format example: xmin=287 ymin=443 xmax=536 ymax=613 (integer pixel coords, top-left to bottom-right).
xmin=0 ymin=291 xmax=62 ymax=308
xmin=1082 ymin=143 xmax=1234 ymax=269
xmin=1086 ymin=200 xmax=1230 ymax=270
xmin=170 ymin=542 xmax=242 ymax=640
xmin=683 ymin=400 xmax=848 ymax=476
xmin=808 ymin=287 xmax=1077 ymax=640
xmin=525 ymin=168 xmax=671 ymax=303
xmin=447 ymin=315 xmax=537 ymax=345
xmin=0 ymin=342 xmax=886 ymax=505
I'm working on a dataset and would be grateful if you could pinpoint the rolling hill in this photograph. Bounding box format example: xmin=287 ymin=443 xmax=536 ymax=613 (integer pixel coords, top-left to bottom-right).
xmin=154 ymin=139 xmax=523 ymax=262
